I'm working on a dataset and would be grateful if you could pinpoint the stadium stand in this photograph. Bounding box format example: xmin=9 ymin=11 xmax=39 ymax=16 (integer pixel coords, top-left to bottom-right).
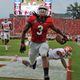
xmin=0 ymin=17 xmax=80 ymax=40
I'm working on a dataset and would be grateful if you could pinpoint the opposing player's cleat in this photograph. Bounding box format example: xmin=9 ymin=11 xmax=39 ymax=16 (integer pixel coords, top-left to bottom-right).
xmin=44 ymin=76 xmax=50 ymax=80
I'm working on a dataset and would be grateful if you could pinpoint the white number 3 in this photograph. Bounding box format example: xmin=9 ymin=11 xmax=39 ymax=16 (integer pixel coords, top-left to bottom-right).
xmin=37 ymin=25 xmax=43 ymax=35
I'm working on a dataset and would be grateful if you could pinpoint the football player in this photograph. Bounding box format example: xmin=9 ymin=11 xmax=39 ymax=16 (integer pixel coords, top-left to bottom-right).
xmin=1 ymin=18 xmax=12 ymax=50
xmin=13 ymin=46 xmax=72 ymax=72
xmin=36 ymin=46 xmax=72 ymax=71
xmin=20 ymin=5 xmax=68 ymax=80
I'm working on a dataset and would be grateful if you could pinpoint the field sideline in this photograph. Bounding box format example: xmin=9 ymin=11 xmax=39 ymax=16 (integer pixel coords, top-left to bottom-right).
xmin=0 ymin=39 xmax=80 ymax=80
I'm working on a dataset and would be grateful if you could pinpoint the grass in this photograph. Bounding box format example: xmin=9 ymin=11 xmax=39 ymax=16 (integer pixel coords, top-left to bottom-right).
xmin=0 ymin=39 xmax=80 ymax=80
xmin=0 ymin=39 xmax=29 ymax=56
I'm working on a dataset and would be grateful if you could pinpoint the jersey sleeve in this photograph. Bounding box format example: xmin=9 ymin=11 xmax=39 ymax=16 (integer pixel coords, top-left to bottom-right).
xmin=46 ymin=17 xmax=54 ymax=24
xmin=46 ymin=17 xmax=55 ymax=29
xmin=9 ymin=21 xmax=12 ymax=24
xmin=27 ymin=15 xmax=36 ymax=24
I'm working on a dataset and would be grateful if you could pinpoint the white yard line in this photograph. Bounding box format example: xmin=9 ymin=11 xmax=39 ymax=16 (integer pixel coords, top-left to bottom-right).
xmin=0 ymin=59 xmax=67 ymax=80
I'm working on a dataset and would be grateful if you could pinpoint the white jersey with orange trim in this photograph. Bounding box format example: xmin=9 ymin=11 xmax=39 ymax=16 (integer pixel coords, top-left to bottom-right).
xmin=48 ymin=48 xmax=66 ymax=59
xmin=36 ymin=48 xmax=66 ymax=66
xmin=1 ymin=21 xmax=12 ymax=32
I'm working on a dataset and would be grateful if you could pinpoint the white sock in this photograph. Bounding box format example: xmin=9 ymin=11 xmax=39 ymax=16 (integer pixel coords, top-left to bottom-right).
xmin=5 ymin=45 xmax=8 ymax=50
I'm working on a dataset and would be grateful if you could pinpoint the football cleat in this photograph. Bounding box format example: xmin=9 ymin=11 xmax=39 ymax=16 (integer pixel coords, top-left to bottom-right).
xmin=44 ymin=76 xmax=50 ymax=80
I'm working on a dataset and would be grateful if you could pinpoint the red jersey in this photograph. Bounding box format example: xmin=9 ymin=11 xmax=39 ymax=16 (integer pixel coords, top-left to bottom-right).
xmin=27 ymin=15 xmax=54 ymax=43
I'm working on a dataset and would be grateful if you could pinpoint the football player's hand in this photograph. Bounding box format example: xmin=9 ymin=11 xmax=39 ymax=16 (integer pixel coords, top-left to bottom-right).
xmin=20 ymin=43 xmax=26 ymax=53
xmin=63 ymin=35 xmax=68 ymax=41
xmin=61 ymin=35 xmax=68 ymax=44
xmin=66 ymin=68 xmax=73 ymax=72
xmin=56 ymin=34 xmax=67 ymax=45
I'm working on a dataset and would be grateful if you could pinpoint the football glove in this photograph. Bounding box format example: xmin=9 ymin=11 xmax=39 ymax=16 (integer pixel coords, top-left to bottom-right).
xmin=63 ymin=35 xmax=68 ymax=41
xmin=20 ymin=43 xmax=26 ymax=53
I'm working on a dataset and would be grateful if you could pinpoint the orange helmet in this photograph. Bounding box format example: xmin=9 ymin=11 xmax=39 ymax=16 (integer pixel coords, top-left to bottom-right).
xmin=64 ymin=46 xmax=72 ymax=56
xmin=64 ymin=46 xmax=72 ymax=53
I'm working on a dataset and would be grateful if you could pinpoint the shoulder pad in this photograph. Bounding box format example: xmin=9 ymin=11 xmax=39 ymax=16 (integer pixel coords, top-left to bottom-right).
xmin=46 ymin=16 xmax=54 ymax=23
xmin=28 ymin=15 xmax=36 ymax=22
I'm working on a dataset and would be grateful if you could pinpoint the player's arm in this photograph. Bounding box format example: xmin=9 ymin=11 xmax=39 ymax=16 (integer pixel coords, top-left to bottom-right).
xmin=57 ymin=51 xmax=72 ymax=71
xmin=49 ymin=20 xmax=68 ymax=42
xmin=60 ymin=57 xmax=67 ymax=69
xmin=0 ymin=23 xmax=3 ymax=29
xmin=21 ymin=22 xmax=31 ymax=43
xmin=20 ymin=22 xmax=32 ymax=53
xmin=51 ymin=24 xmax=67 ymax=38
xmin=57 ymin=51 xmax=67 ymax=69
xmin=9 ymin=23 xmax=13 ymax=30
xmin=60 ymin=57 xmax=71 ymax=71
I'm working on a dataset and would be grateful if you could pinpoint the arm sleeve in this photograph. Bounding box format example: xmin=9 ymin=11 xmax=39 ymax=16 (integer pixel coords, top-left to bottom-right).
xmin=27 ymin=15 xmax=36 ymax=24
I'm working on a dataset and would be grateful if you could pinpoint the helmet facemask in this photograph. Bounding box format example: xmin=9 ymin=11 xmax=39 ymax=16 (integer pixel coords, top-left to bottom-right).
xmin=38 ymin=6 xmax=48 ymax=16
xmin=4 ymin=18 xmax=8 ymax=23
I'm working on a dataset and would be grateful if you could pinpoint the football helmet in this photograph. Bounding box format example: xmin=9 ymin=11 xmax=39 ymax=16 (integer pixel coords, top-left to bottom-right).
xmin=38 ymin=5 xmax=48 ymax=16
xmin=64 ymin=46 xmax=72 ymax=52
xmin=4 ymin=18 xmax=8 ymax=23
xmin=38 ymin=5 xmax=48 ymax=10
xmin=64 ymin=46 xmax=72 ymax=56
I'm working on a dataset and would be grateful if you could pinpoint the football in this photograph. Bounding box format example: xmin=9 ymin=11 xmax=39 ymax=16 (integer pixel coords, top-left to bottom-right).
xmin=55 ymin=34 xmax=66 ymax=44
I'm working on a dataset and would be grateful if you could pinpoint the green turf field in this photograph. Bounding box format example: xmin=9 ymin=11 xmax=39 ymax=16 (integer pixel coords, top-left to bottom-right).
xmin=0 ymin=39 xmax=80 ymax=80
xmin=0 ymin=39 xmax=29 ymax=56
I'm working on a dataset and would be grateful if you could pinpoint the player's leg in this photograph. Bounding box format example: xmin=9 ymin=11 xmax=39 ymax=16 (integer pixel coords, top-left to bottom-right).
xmin=2 ymin=39 xmax=4 ymax=44
xmin=4 ymin=39 xmax=9 ymax=50
xmin=0 ymin=31 xmax=4 ymax=44
xmin=11 ymin=55 xmax=31 ymax=67
xmin=29 ymin=42 xmax=40 ymax=69
xmin=29 ymin=49 xmax=38 ymax=69
xmin=6 ymin=32 xmax=10 ymax=44
xmin=4 ymin=32 xmax=10 ymax=50
xmin=39 ymin=42 xmax=49 ymax=80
